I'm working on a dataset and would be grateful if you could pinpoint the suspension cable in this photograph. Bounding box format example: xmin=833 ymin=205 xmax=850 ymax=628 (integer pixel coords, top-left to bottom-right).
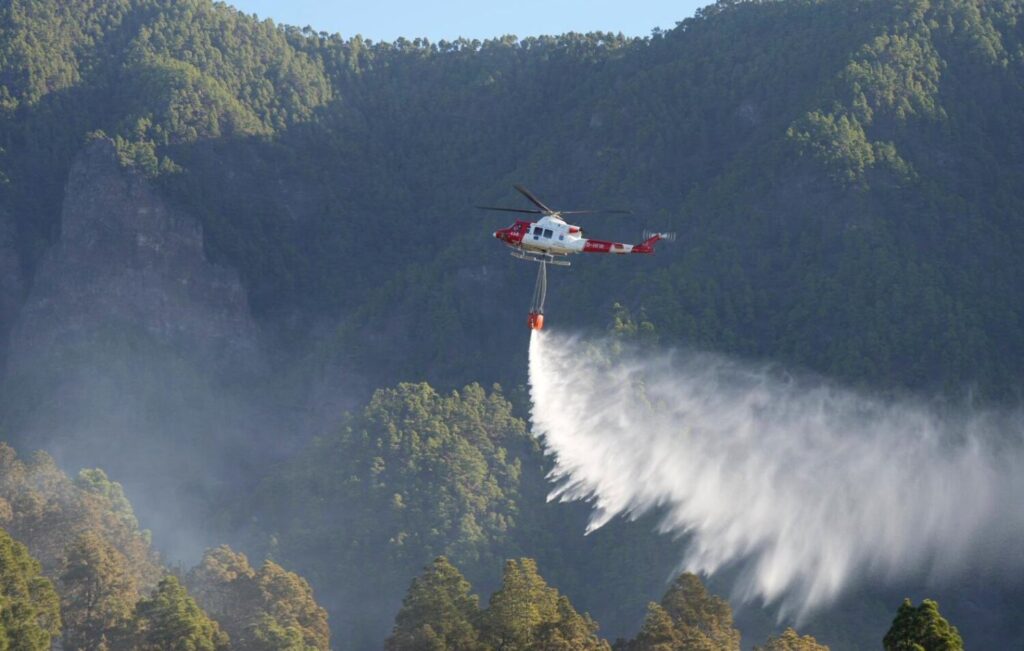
xmin=531 ymin=261 xmax=547 ymax=314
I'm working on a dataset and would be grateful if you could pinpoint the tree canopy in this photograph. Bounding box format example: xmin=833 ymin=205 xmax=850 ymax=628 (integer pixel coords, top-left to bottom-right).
xmin=0 ymin=527 xmax=61 ymax=650
xmin=755 ymin=628 xmax=830 ymax=651
xmin=59 ymin=532 xmax=137 ymax=651
xmin=0 ymin=0 xmax=1021 ymax=648
xmin=185 ymin=546 xmax=329 ymax=651
xmin=619 ymin=573 xmax=740 ymax=651
xmin=883 ymin=598 xmax=963 ymax=651
xmin=0 ymin=444 xmax=160 ymax=597
xmin=1 ymin=0 xmax=1022 ymax=397
xmin=256 ymin=382 xmax=525 ymax=649
xmin=129 ymin=575 xmax=230 ymax=651
xmin=389 ymin=556 xmax=609 ymax=651
xmin=386 ymin=556 xmax=483 ymax=651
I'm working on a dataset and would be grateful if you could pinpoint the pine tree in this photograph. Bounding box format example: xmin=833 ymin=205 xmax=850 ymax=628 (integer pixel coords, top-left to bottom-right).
xmin=659 ymin=573 xmax=740 ymax=651
xmin=754 ymin=628 xmax=830 ymax=651
xmin=247 ymin=614 xmax=308 ymax=651
xmin=883 ymin=599 xmax=963 ymax=651
xmin=483 ymin=558 xmax=559 ymax=650
xmin=59 ymin=532 xmax=137 ymax=651
xmin=627 ymin=602 xmax=680 ymax=651
xmin=185 ymin=546 xmax=259 ymax=641
xmin=185 ymin=546 xmax=329 ymax=651
xmin=535 ymin=594 xmax=609 ymax=651
xmin=482 ymin=558 xmax=609 ymax=651
xmin=0 ymin=445 xmax=160 ymax=590
xmin=0 ymin=527 xmax=61 ymax=650
xmin=386 ymin=556 xmax=483 ymax=651
xmin=128 ymin=575 xmax=229 ymax=651
xmin=256 ymin=561 xmax=330 ymax=651
xmin=621 ymin=573 xmax=740 ymax=651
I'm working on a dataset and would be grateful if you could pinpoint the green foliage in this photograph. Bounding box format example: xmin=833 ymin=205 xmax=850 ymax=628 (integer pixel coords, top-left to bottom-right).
xmin=620 ymin=573 xmax=740 ymax=651
xmin=128 ymin=575 xmax=229 ymax=651
xmin=609 ymin=303 xmax=658 ymax=346
xmin=788 ymin=111 xmax=877 ymax=184
xmin=59 ymin=532 xmax=137 ymax=651
xmin=272 ymin=381 xmax=523 ymax=564
xmin=660 ymin=573 xmax=740 ymax=651
xmin=0 ymin=441 xmax=329 ymax=651
xmin=386 ymin=556 xmax=483 ymax=651
xmin=786 ymin=11 xmax=948 ymax=185
xmin=0 ymin=527 xmax=61 ymax=650
xmin=123 ymin=0 xmax=331 ymax=131
xmin=0 ymin=444 xmax=160 ymax=589
xmin=481 ymin=558 xmax=609 ymax=651
xmin=254 ymin=562 xmax=329 ymax=651
xmin=257 ymin=382 xmax=524 ymax=649
xmin=73 ymin=469 xmax=142 ymax=536
xmin=116 ymin=53 xmax=264 ymax=145
xmin=2 ymin=0 xmax=1024 ymax=648
xmin=247 ymin=614 xmax=308 ymax=651
xmin=755 ymin=628 xmax=830 ymax=651
xmin=482 ymin=558 xmax=556 ymax=650
xmin=626 ymin=603 xmax=679 ymax=651
xmin=1 ymin=0 xmax=1023 ymax=399
xmin=388 ymin=556 xmax=609 ymax=651
xmin=185 ymin=546 xmax=258 ymax=640
xmin=843 ymin=31 xmax=944 ymax=124
xmin=0 ymin=0 xmax=331 ymax=269
xmin=882 ymin=598 xmax=963 ymax=651
xmin=185 ymin=545 xmax=328 ymax=651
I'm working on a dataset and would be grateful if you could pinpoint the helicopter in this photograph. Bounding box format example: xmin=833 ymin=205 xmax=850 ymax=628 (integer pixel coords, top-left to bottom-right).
xmin=479 ymin=185 xmax=673 ymax=330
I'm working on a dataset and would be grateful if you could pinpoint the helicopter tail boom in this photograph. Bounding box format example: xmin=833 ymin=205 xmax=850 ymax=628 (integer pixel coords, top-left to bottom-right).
xmin=633 ymin=231 xmax=676 ymax=254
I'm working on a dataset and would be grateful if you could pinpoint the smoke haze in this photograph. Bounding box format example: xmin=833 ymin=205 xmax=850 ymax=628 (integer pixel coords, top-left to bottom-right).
xmin=528 ymin=331 xmax=1024 ymax=618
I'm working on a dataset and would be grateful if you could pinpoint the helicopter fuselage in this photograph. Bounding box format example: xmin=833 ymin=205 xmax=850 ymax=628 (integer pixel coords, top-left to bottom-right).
xmin=482 ymin=185 xmax=672 ymax=329
xmin=493 ymin=214 xmax=659 ymax=257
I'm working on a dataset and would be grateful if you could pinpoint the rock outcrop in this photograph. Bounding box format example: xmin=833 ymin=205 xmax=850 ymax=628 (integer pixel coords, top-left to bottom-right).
xmin=7 ymin=138 xmax=258 ymax=373
xmin=3 ymin=139 xmax=264 ymax=558
xmin=0 ymin=211 xmax=22 ymax=367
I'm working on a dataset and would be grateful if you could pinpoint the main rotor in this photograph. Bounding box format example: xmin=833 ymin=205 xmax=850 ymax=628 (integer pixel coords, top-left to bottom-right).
xmin=477 ymin=185 xmax=631 ymax=218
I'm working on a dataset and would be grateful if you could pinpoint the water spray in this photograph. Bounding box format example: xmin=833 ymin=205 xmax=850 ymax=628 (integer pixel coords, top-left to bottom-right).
xmin=528 ymin=330 xmax=1024 ymax=618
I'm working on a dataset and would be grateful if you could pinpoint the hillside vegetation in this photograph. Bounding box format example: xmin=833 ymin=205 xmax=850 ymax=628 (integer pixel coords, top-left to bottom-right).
xmin=0 ymin=444 xmax=329 ymax=650
xmin=2 ymin=0 xmax=1022 ymax=396
xmin=1 ymin=0 xmax=1022 ymax=649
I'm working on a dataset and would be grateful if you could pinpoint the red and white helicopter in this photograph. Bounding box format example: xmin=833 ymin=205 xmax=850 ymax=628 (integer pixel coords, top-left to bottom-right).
xmin=480 ymin=185 xmax=673 ymax=330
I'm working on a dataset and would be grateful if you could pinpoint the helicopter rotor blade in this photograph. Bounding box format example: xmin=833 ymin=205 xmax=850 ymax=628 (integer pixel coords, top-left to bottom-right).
xmin=476 ymin=206 xmax=544 ymax=214
xmin=513 ymin=185 xmax=555 ymax=213
xmin=483 ymin=186 xmax=632 ymax=216
xmin=559 ymin=209 xmax=633 ymax=215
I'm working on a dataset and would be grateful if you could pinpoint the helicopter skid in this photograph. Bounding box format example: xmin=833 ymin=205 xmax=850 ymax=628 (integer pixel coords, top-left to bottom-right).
xmin=510 ymin=249 xmax=571 ymax=266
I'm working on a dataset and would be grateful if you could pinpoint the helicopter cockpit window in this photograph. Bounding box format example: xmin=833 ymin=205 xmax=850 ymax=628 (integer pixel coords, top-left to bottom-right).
xmin=533 ymin=227 xmax=543 ymax=236
xmin=543 ymin=229 xmax=553 ymax=238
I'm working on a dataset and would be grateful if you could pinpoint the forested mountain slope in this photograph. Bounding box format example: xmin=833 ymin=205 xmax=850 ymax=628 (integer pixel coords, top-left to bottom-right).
xmin=0 ymin=444 xmax=330 ymax=650
xmin=0 ymin=0 xmax=1021 ymax=396
xmin=0 ymin=0 xmax=1022 ymax=649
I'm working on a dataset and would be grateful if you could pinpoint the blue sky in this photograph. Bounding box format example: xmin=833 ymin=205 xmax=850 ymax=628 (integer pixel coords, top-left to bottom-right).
xmin=227 ymin=1 xmax=709 ymax=43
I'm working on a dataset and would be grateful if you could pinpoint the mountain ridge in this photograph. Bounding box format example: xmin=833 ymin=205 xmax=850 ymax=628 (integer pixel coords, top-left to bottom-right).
xmin=0 ymin=0 xmax=1022 ymax=649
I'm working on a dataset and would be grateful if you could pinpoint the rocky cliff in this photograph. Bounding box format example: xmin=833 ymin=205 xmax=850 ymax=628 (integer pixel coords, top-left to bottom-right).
xmin=0 ymin=212 xmax=23 ymax=368
xmin=7 ymin=138 xmax=258 ymax=372
xmin=2 ymin=138 xmax=265 ymax=558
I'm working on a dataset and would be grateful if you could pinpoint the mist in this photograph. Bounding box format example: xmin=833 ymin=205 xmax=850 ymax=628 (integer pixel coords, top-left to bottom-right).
xmin=0 ymin=137 xmax=303 ymax=563
xmin=528 ymin=330 xmax=1024 ymax=618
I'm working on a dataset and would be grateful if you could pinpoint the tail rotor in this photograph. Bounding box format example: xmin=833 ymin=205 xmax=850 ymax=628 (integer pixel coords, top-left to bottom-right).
xmin=643 ymin=230 xmax=677 ymax=242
